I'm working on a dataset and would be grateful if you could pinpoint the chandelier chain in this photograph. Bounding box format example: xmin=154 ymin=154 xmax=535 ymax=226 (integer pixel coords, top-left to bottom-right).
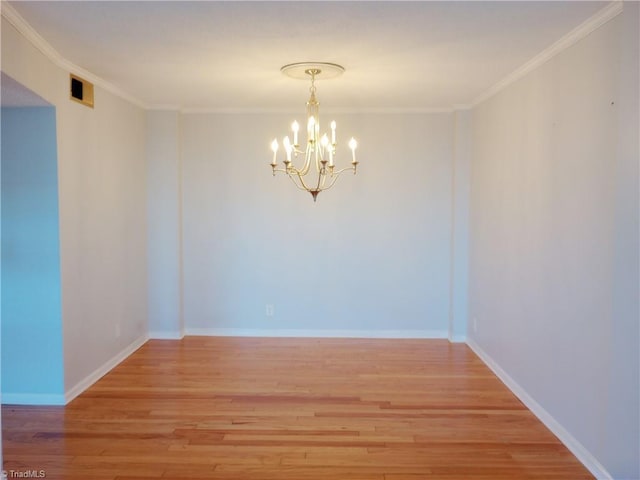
xmin=308 ymin=70 xmax=317 ymax=95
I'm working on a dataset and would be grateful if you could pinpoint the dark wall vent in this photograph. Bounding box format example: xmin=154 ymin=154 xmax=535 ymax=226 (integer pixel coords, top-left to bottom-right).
xmin=69 ymin=74 xmax=94 ymax=108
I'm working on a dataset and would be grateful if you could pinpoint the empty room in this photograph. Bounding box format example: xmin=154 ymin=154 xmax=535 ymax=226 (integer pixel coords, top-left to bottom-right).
xmin=1 ymin=1 xmax=638 ymax=479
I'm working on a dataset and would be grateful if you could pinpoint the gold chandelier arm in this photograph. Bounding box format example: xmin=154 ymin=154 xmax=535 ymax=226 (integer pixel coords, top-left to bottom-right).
xmin=284 ymin=146 xmax=303 ymax=173
xmin=317 ymin=164 xmax=357 ymax=192
xmin=331 ymin=164 xmax=358 ymax=176
xmin=319 ymin=172 xmax=341 ymax=192
xmin=288 ymin=168 xmax=313 ymax=192
xmin=299 ymin=143 xmax=313 ymax=176
xmin=314 ymin=167 xmax=324 ymax=193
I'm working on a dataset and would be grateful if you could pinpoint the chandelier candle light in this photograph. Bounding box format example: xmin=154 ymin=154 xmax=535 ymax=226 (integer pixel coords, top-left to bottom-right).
xmin=270 ymin=62 xmax=358 ymax=202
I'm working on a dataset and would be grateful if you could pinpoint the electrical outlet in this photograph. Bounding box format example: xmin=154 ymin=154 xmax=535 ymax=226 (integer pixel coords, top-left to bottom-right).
xmin=266 ymin=304 xmax=275 ymax=317
xmin=115 ymin=323 xmax=121 ymax=338
xmin=473 ymin=317 xmax=478 ymax=333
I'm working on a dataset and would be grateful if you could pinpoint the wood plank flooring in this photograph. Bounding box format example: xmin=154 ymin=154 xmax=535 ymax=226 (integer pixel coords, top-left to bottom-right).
xmin=2 ymin=337 xmax=593 ymax=479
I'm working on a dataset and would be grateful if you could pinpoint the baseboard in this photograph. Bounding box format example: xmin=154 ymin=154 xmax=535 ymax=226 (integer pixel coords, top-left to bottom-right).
xmin=148 ymin=330 xmax=185 ymax=340
xmin=448 ymin=333 xmax=467 ymax=343
xmin=64 ymin=334 xmax=148 ymax=404
xmin=184 ymin=328 xmax=449 ymax=339
xmin=1 ymin=392 xmax=66 ymax=406
xmin=466 ymin=338 xmax=612 ymax=480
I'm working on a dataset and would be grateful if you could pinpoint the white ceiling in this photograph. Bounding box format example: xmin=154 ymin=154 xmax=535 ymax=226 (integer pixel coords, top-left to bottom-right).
xmin=6 ymin=1 xmax=608 ymax=111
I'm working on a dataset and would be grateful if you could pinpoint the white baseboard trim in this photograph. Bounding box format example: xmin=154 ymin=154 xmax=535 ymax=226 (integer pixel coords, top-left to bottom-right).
xmin=64 ymin=334 xmax=148 ymax=404
xmin=1 ymin=392 xmax=66 ymax=406
xmin=184 ymin=328 xmax=449 ymax=339
xmin=448 ymin=334 xmax=467 ymax=343
xmin=148 ymin=330 xmax=185 ymax=340
xmin=466 ymin=338 xmax=612 ymax=480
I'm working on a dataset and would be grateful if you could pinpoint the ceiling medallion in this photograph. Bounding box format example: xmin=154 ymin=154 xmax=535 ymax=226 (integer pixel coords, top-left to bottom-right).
xmin=269 ymin=62 xmax=358 ymax=202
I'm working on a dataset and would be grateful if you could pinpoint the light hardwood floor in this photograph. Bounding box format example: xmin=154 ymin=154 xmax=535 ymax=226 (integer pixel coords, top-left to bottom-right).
xmin=2 ymin=337 xmax=592 ymax=479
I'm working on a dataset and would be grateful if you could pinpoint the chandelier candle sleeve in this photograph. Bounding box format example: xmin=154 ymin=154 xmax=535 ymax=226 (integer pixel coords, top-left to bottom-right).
xmin=269 ymin=62 xmax=360 ymax=202
xmin=271 ymin=139 xmax=278 ymax=165
xmin=283 ymin=136 xmax=293 ymax=162
xmin=321 ymin=134 xmax=329 ymax=154
xmin=292 ymin=121 xmax=299 ymax=145
xmin=349 ymin=138 xmax=358 ymax=163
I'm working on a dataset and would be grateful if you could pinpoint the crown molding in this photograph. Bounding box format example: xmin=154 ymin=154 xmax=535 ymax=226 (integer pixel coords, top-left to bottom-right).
xmin=1 ymin=1 xmax=147 ymax=109
xmin=322 ymin=107 xmax=454 ymax=115
xmin=180 ymin=107 xmax=303 ymax=115
xmin=472 ymin=1 xmax=624 ymax=107
xmin=147 ymin=104 xmax=183 ymax=112
xmin=178 ymin=106 xmax=454 ymax=115
xmin=1 ymin=1 xmax=61 ymax=63
xmin=2 ymin=0 xmax=623 ymax=114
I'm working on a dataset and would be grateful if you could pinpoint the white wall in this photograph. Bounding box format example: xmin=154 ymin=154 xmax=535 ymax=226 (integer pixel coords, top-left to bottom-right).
xmin=58 ymin=83 xmax=147 ymax=395
xmin=449 ymin=110 xmax=471 ymax=341
xmin=468 ymin=4 xmax=638 ymax=479
xmin=146 ymin=110 xmax=183 ymax=338
xmin=178 ymin=112 xmax=454 ymax=336
xmin=1 ymin=16 xmax=148 ymax=398
xmin=603 ymin=3 xmax=640 ymax=476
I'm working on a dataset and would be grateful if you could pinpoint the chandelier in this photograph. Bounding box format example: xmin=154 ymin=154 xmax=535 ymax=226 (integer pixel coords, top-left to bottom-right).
xmin=270 ymin=62 xmax=358 ymax=202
